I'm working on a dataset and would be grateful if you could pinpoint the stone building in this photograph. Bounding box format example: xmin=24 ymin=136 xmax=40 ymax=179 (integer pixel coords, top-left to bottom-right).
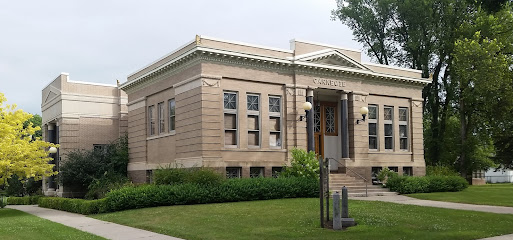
xmin=41 ymin=73 xmax=127 ymax=196
xmin=42 ymin=35 xmax=429 ymax=191
xmin=119 ymin=35 xmax=429 ymax=183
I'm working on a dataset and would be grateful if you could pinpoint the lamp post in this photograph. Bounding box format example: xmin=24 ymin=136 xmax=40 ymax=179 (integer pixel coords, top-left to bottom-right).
xmin=356 ymin=107 xmax=369 ymax=124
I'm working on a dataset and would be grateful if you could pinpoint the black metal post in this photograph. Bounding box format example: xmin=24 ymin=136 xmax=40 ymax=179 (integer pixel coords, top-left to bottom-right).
xmin=306 ymin=91 xmax=315 ymax=152
xmin=47 ymin=125 xmax=56 ymax=189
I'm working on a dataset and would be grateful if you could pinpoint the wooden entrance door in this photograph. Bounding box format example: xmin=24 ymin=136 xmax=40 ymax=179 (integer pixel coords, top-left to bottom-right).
xmin=314 ymin=102 xmax=338 ymax=158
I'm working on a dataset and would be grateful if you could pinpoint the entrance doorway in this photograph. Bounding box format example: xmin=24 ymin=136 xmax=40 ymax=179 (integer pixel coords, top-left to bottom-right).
xmin=314 ymin=101 xmax=338 ymax=158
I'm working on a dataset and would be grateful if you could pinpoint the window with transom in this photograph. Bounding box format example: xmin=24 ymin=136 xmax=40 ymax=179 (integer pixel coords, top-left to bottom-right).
xmin=148 ymin=105 xmax=155 ymax=136
xmin=168 ymin=99 xmax=175 ymax=131
xmin=269 ymin=96 xmax=282 ymax=148
xmin=224 ymin=92 xmax=238 ymax=147
xmin=368 ymin=104 xmax=378 ymax=150
xmin=399 ymin=107 xmax=408 ymax=150
xmin=158 ymin=102 xmax=165 ymax=133
xmin=247 ymin=94 xmax=260 ymax=147
xmin=384 ymin=106 xmax=393 ymax=150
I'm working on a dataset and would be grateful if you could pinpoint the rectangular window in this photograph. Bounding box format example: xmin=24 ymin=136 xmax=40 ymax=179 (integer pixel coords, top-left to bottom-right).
xmin=272 ymin=167 xmax=283 ymax=178
xmin=250 ymin=167 xmax=264 ymax=178
xmin=399 ymin=107 xmax=408 ymax=150
xmin=224 ymin=92 xmax=238 ymax=147
xmin=388 ymin=166 xmax=399 ymax=173
xmin=158 ymin=102 xmax=164 ymax=133
xmin=226 ymin=167 xmax=241 ymax=178
xmin=168 ymin=99 xmax=175 ymax=132
xmin=371 ymin=166 xmax=383 ymax=184
xmin=269 ymin=96 xmax=282 ymax=148
xmin=403 ymin=167 xmax=413 ymax=176
xmin=384 ymin=106 xmax=393 ymax=150
xmin=368 ymin=105 xmax=378 ymax=150
xmin=148 ymin=105 xmax=155 ymax=136
xmin=247 ymin=94 xmax=260 ymax=147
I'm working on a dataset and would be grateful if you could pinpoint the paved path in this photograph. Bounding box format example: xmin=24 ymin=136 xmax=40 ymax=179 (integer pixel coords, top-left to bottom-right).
xmin=351 ymin=195 xmax=513 ymax=240
xmin=7 ymin=205 xmax=183 ymax=240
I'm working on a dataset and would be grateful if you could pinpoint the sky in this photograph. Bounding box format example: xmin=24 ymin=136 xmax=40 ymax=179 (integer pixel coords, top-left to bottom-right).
xmin=0 ymin=0 xmax=366 ymax=115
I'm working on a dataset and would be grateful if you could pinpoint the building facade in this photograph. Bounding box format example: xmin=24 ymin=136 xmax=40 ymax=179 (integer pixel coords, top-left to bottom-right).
xmin=41 ymin=73 xmax=127 ymax=196
xmin=119 ymin=36 xmax=430 ymax=183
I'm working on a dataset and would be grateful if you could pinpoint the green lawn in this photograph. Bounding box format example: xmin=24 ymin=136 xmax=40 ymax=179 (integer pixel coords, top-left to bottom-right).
xmin=408 ymin=183 xmax=513 ymax=207
xmin=0 ymin=208 xmax=104 ymax=240
xmin=93 ymin=198 xmax=513 ymax=240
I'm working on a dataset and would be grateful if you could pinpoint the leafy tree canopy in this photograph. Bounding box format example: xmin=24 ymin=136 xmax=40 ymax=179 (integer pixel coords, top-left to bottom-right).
xmin=0 ymin=93 xmax=57 ymax=185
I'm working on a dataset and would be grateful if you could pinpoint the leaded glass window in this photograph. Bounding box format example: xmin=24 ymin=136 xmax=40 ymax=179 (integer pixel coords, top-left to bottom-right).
xmin=269 ymin=96 xmax=282 ymax=148
xmin=148 ymin=105 xmax=155 ymax=136
xmin=247 ymin=94 xmax=260 ymax=147
xmin=269 ymin=97 xmax=280 ymax=112
xmin=384 ymin=107 xmax=393 ymax=121
xmin=224 ymin=92 xmax=237 ymax=110
xmin=250 ymin=167 xmax=264 ymax=178
xmin=247 ymin=95 xmax=259 ymax=111
xmin=226 ymin=167 xmax=241 ymax=178
xmin=314 ymin=105 xmax=321 ymax=133
xmin=325 ymin=106 xmax=336 ymax=134
xmin=158 ymin=102 xmax=164 ymax=133
xmin=224 ymin=92 xmax=238 ymax=147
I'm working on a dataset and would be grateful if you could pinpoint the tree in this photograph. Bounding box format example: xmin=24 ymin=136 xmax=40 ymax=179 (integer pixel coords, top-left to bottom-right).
xmin=0 ymin=92 xmax=57 ymax=186
xmin=333 ymin=0 xmax=513 ymax=175
xmin=24 ymin=114 xmax=42 ymax=139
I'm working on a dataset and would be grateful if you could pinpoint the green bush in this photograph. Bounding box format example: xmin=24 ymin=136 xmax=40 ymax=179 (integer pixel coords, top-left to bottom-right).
xmin=386 ymin=175 xmax=469 ymax=194
xmin=104 ymin=177 xmax=318 ymax=212
xmin=6 ymin=175 xmax=42 ymax=197
xmin=0 ymin=196 xmax=6 ymax=208
xmin=377 ymin=167 xmax=399 ymax=183
xmin=280 ymin=148 xmax=319 ymax=178
xmin=153 ymin=167 xmax=225 ymax=186
xmin=85 ymin=174 xmax=131 ymax=200
xmin=38 ymin=197 xmax=106 ymax=215
xmin=6 ymin=196 xmax=41 ymax=205
xmin=60 ymin=135 xmax=129 ymax=192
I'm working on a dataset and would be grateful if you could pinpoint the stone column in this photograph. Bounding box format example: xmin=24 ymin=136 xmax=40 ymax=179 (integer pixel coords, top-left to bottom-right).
xmin=306 ymin=89 xmax=314 ymax=152
xmin=340 ymin=92 xmax=349 ymax=159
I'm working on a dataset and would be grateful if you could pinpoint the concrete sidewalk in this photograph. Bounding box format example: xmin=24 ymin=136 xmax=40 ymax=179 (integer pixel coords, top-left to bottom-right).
xmin=7 ymin=205 xmax=183 ymax=240
xmin=351 ymin=194 xmax=513 ymax=214
xmin=351 ymin=194 xmax=513 ymax=240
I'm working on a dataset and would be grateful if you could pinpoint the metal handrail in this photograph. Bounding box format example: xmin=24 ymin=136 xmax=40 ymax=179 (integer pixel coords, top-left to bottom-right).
xmin=327 ymin=157 xmax=368 ymax=197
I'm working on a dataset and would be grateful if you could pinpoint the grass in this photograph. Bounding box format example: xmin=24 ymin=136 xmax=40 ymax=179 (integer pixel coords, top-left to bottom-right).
xmin=93 ymin=198 xmax=513 ymax=240
xmin=0 ymin=208 xmax=104 ymax=240
xmin=408 ymin=183 xmax=513 ymax=207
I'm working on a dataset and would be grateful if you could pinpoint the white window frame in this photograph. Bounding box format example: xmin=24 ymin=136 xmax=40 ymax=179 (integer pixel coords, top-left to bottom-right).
xmin=168 ymin=99 xmax=175 ymax=132
xmin=247 ymin=94 xmax=261 ymax=148
xmin=399 ymin=107 xmax=409 ymax=151
xmin=224 ymin=92 xmax=238 ymax=148
xmin=148 ymin=105 xmax=155 ymax=136
xmin=384 ymin=106 xmax=394 ymax=150
xmin=269 ymin=96 xmax=282 ymax=148
xmin=158 ymin=102 xmax=165 ymax=134
xmin=368 ymin=104 xmax=378 ymax=150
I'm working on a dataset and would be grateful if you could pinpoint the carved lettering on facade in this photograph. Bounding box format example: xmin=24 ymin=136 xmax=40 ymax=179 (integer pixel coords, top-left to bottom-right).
xmin=313 ymin=78 xmax=346 ymax=88
xmin=202 ymin=79 xmax=220 ymax=88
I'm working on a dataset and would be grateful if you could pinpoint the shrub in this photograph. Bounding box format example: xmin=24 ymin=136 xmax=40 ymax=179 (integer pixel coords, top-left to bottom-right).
xmin=6 ymin=196 xmax=41 ymax=205
xmin=38 ymin=197 xmax=106 ymax=215
xmin=386 ymin=175 xmax=469 ymax=194
xmin=60 ymin=135 xmax=129 ymax=192
xmin=85 ymin=174 xmax=131 ymax=200
xmin=104 ymin=177 xmax=318 ymax=212
xmin=6 ymin=175 xmax=42 ymax=197
xmin=0 ymin=196 xmax=6 ymax=208
xmin=280 ymin=148 xmax=319 ymax=178
xmin=154 ymin=167 xmax=225 ymax=186
xmin=377 ymin=167 xmax=399 ymax=183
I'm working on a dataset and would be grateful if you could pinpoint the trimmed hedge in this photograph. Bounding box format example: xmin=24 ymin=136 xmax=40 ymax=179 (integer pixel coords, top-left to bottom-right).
xmin=35 ymin=177 xmax=317 ymax=214
xmin=386 ymin=175 xmax=469 ymax=194
xmin=7 ymin=196 xmax=41 ymax=205
xmin=104 ymin=177 xmax=318 ymax=212
xmin=153 ymin=167 xmax=225 ymax=186
xmin=38 ymin=197 xmax=107 ymax=215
